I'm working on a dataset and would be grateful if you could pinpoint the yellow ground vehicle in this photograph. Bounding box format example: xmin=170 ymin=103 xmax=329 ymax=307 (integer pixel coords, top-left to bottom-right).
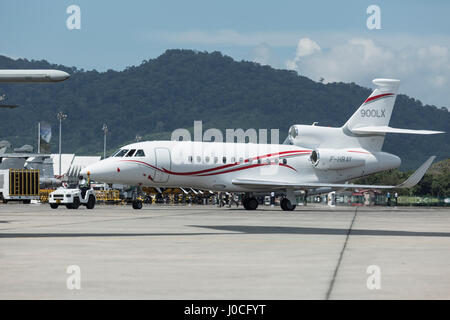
xmin=94 ymin=189 xmax=120 ymax=203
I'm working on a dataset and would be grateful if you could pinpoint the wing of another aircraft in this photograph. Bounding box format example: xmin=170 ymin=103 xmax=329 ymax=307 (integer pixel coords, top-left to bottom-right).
xmin=232 ymin=156 xmax=436 ymax=190
xmin=0 ymin=153 xmax=50 ymax=158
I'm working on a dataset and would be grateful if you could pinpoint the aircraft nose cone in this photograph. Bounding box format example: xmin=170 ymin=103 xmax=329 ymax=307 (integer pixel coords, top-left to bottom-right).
xmin=50 ymin=70 xmax=70 ymax=82
xmin=80 ymin=160 xmax=114 ymax=183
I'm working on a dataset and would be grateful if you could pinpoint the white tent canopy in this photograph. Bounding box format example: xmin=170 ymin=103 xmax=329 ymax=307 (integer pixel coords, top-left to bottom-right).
xmin=51 ymin=154 xmax=100 ymax=177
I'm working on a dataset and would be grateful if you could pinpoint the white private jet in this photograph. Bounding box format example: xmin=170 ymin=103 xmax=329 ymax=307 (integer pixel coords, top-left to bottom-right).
xmin=81 ymin=79 xmax=444 ymax=210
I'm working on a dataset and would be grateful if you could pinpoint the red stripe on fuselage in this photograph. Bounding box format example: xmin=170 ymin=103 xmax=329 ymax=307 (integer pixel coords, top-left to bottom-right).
xmin=120 ymin=159 xmax=159 ymax=170
xmin=279 ymin=163 xmax=297 ymax=171
xmin=163 ymin=162 xmax=237 ymax=175
xmin=119 ymin=149 xmax=309 ymax=176
xmin=163 ymin=150 xmax=309 ymax=175
xmin=244 ymin=150 xmax=311 ymax=163
xmin=197 ymin=162 xmax=297 ymax=176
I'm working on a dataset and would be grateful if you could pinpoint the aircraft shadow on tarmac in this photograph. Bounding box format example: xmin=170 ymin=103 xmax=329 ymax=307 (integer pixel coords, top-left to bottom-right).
xmin=191 ymin=225 xmax=450 ymax=237
xmin=1 ymin=225 xmax=450 ymax=238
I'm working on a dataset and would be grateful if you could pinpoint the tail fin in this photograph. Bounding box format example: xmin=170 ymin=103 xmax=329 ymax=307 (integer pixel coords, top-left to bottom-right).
xmin=344 ymin=78 xmax=400 ymax=131
xmin=340 ymin=78 xmax=443 ymax=152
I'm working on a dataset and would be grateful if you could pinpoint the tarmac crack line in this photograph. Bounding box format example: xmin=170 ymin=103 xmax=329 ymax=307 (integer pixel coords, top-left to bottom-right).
xmin=325 ymin=207 xmax=358 ymax=300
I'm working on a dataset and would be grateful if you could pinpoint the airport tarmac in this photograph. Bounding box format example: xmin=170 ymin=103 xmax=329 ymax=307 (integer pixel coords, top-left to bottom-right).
xmin=0 ymin=203 xmax=449 ymax=299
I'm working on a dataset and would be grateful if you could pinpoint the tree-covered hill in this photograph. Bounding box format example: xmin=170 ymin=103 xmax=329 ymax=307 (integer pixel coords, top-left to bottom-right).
xmin=0 ymin=49 xmax=448 ymax=169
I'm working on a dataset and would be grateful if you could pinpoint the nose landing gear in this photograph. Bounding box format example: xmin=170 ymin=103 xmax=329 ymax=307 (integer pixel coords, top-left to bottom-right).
xmin=131 ymin=186 xmax=144 ymax=210
xmin=132 ymin=200 xmax=143 ymax=210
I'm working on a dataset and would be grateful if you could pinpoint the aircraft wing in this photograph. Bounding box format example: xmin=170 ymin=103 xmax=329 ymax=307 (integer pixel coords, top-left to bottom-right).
xmin=232 ymin=156 xmax=436 ymax=190
xmin=0 ymin=153 xmax=50 ymax=158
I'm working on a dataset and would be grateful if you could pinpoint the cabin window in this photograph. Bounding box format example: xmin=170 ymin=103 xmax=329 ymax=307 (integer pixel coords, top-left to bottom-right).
xmin=214 ymin=156 xmax=218 ymax=164
xmin=222 ymin=156 xmax=227 ymax=164
xmin=239 ymin=157 xmax=244 ymax=163
xmin=114 ymin=149 xmax=129 ymax=157
xmin=283 ymin=159 xmax=287 ymax=165
xmin=231 ymin=157 xmax=235 ymax=163
xmin=126 ymin=149 xmax=136 ymax=157
xmin=188 ymin=156 xmax=193 ymax=163
xmin=135 ymin=149 xmax=145 ymax=157
xmin=196 ymin=156 xmax=202 ymax=163
xmin=205 ymin=156 xmax=210 ymax=163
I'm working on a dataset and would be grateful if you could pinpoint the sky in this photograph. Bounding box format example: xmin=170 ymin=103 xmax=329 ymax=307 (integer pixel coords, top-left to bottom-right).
xmin=1 ymin=0 xmax=450 ymax=108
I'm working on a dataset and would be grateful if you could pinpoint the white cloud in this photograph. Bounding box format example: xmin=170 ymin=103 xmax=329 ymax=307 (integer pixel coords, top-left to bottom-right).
xmin=286 ymin=38 xmax=321 ymax=70
xmin=296 ymin=38 xmax=321 ymax=57
xmin=286 ymin=37 xmax=450 ymax=107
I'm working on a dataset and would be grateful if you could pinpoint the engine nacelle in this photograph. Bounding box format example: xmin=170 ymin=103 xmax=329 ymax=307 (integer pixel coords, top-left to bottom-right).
xmin=288 ymin=124 xmax=346 ymax=149
xmin=310 ymin=149 xmax=367 ymax=170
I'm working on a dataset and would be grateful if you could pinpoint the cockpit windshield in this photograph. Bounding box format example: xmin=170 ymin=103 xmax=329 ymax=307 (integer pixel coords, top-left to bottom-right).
xmin=112 ymin=148 xmax=145 ymax=157
xmin=114 ymin=149 xmax=129 ymax=157
xmin=125 ymin=149 xmax=136 ymax=157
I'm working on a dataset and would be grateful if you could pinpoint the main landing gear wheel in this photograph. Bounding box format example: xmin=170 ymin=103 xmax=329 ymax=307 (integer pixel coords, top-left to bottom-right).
xmin=132 ymin=200 xmax=143 ymax=210
xmin=243 ymin=197 xmax=258 ymax=210
xmin=280 ymin=198 xmax=296 ymax=211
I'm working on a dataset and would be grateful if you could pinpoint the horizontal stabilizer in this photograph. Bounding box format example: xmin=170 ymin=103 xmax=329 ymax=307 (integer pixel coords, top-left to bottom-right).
xmin=351 ymin=126 xmax=444 ymax=135
xmin=232 ymin=156 xmax=436 ymax=190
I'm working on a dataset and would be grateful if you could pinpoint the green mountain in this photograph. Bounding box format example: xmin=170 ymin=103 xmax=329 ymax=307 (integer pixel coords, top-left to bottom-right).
xmin=0 ymin=49 xmax=448 ymax=169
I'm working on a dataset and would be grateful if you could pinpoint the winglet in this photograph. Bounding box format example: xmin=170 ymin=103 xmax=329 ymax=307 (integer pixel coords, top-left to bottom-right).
xmin=396 ymin=156 xmax=436 ymax=188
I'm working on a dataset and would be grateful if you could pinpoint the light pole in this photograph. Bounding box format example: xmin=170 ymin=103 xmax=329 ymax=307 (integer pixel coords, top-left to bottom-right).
xmin=57 ymin=112 xmax=67 ymax=177
xmin=102 ymin=123 xmax=108 ymax=159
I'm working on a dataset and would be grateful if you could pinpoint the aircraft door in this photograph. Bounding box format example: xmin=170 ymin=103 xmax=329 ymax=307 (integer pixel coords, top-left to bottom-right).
xmin=154 ymin=148 xmax=171 ymax=183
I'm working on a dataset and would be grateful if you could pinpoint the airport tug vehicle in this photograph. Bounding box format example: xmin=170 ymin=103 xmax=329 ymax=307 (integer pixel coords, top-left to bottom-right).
xmin=49 ymin=174 xmax=96 ymax=209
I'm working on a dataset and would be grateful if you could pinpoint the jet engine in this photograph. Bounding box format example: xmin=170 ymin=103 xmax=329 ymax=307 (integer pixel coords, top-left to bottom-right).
xmin=310 ymin=149 xmax=367 ymax=170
